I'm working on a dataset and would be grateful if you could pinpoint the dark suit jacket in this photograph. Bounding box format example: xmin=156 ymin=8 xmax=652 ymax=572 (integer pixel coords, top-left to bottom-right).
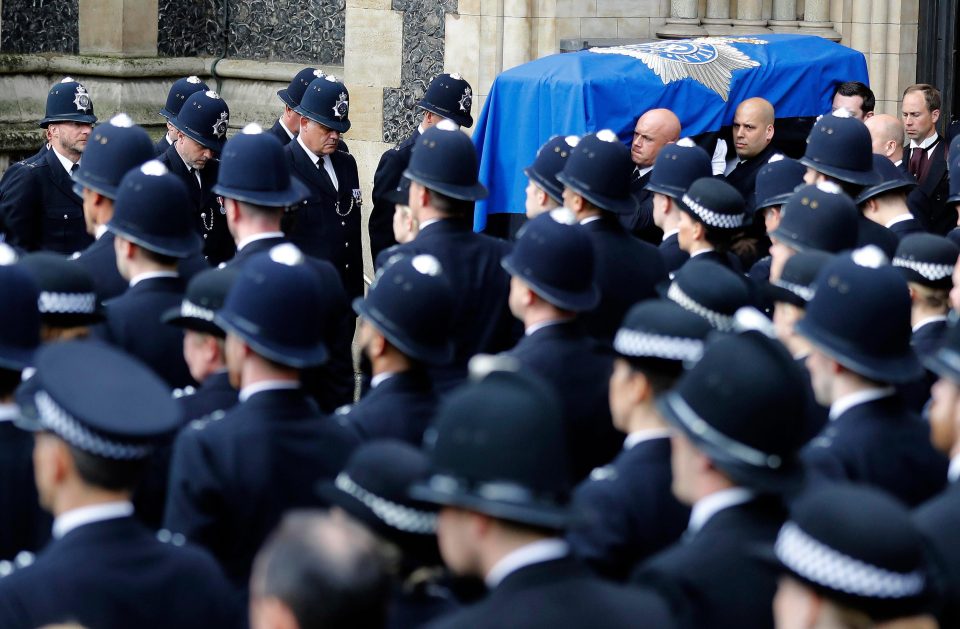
xmin=504 ymin=321 xmax=621 ymax=481
xmin=370 ymin=129 xmax=419 ymax=262
xmin=724 ymin=144 xmax=779 ymax=215
xmin=802 ymin=394 xmax=947 ymax=506
xmin=624 ymin=170 xmax=662 ymax=244
xmin=284 ymin=141 xmax=364 ymax=299
xmin=914 ymin=481 xmax=960 ymax=628
xmin=427 ymin=555 xmax=676 ymax=629
xmin=0 ymin=516 xmax=241 ymax=629
xmin=659 ymin=232 xmax=688 ymax=276
xmin=0 ymin=147 xmax=93 ymax=254
xmin=580 ymin=215 xmax=668 ymax=345
xmin=96 ymin=275 xmax=194 ymax=389
xmin=392 ymin=219 xmax=519 ymax=394
xmin=568 ymin=435 xmax=689 ymax=581
xmin=904 ymin=140 xmax=951 ymax=234
xmin=163 ymin=387 xmax=360 ymax=586
xmin=632 ymin=496 xmax=785 ymax=629
xmin=337 ymin=369 xmax=437 ymax=445
xmin=157 ymin=145 xmax=235 ymax=265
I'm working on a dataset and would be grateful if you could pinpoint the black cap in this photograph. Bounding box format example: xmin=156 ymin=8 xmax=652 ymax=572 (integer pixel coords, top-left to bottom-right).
xmin=410 ymin=370 xmax=571 ymax=530
xmin=613 ymin=299 xmax=713 ymax=366
xmin=159 ymin=76 xmax=209 ymax=120
xmin=764 ymin=250 xmax=834 ymax=308
xmin=524 ymin=135 xmax=580 ymax=204
xmin=676 ymin=177 xmax=747 ymax=233
xmin=754 ymin=156 xmax=806 ymax=211
xmin=278 ymin=67 xmax=322 ymax=109
xmin=645 ymin=139 xmax=713 ymax=200
xmin=72 ymin=114 xmax=157 ymax=200
xmin=893 ymin=233 xmax=959 ymax=290
xmin=0 ymin=265 xmax=41 ymax=371
xmin=795 ymin=246 xmax=923 ymax=384
xmin=418 ymin=73 xmax=474 ymax=128
xmin=17 ymin=252 xmax=103 ymax=327
xmin=211 ymin=123 xmax=310 ymax=207
xmin=799 ymin=110 xmax=881 ymax=186
xmin=162 ymin=267 xmax=239 ymax=337
xmin=39 ymin=77 xmax=97 ymax=128
xmin=662 ymin=259 xmax=753 ymax=331
xmin=294 ymin=75 xmax=351 ymax=133
xmin=855 ymin=154 xmax=918 ymax=205
xmin=403 ymin=120 xmax=488 ymax=201
xmin=770 ymin=182 xmax=860 ymax=254
xmin=170 ymin=90 xmax=230 ymax=153
xmin=556 ymin=130 xmax=636 ymax=215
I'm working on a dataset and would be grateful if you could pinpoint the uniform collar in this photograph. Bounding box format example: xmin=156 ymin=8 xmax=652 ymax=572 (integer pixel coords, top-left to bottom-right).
xmin=371 ymin=371 xmax=398 ymax=388
xmin=579 ymin=215 xmax=602 ymax=226
xmin=237 ymin=231 xmax=285 ymax=252
xmin=885 ymin=213 xmax=915 ymax=228
xmin=624 ymin=428 xmax=672 ymax=450
xmin=51 ymin=146 xmax=78 ymax=175
xmin=689 ymin=246 xmax=715 ymax=257
xmin=53 ymin=501 xmax=134 ymax=539
xmin=485 ymin=538 xmax=569 ymax=589
xmin=828 ymin=386 xmax=896 ymax=421
xmin=239 ymin=379 xmax=300 ymax=402
xmin=296 ymin=135 xmax=322 ymax=167
xmin=661 ymin=228 xmax=679 ymax=242
xmin=417 ymin=217 xmax=445 ymax=231
xmin=524 ymin=319 xmax=569 ymax=336
xmin=949 ymin=453 xmax=960 ymax=483
xmin=913 ymin=315 xmax=948 ymax=333
xmin=95 ymin=224 xmax=108 ymax=240
xmin=278 ymin=117 xmax=295 ymax=140
xmin=687 ymin=487 xmax=755 ymax=535
xmin=129 ymin=270 xmax=178 ymax=288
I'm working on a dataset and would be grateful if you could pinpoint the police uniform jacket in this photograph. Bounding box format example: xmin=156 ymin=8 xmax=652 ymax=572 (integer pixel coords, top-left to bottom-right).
xmin=0 ymin=516 xmax=242 ymax=629
xmin=369 ymin=129 xmax=419 ymax=262
xmin=686 ymin=249 xmax=744 ymax=273
xmin=857 ymin=216 xmax=899 ymax=258
xmin=153 ymin=134 xmax=172 ymax=158
xmin=903 ymin=141 xmax=951 ymax=235
xmin=568 ymin=434 xmax=689 ymax=581
xmin=888 ymin=216 xmax=925 ymax=240
xmin=914 ymin=480 xmax=960 ymax=628
xmin=0 ymin=418 xmax=49 ymax=560
xmin=632 ymin=495 xmax=786 ymax=629
xmin=337 ymin=369 xmax=437 ymax=445
xmin=579 ymin=215 xmax=668 ymax=345
xmin=659 ymin=232 xmax=688 ymax=276
xmin=96 ymin=275 xmax=194 ymax=390
xmin=389 ymin=577 xmax=460 ymax=629
xmin=426 ymin=556 xmax=677 ymax=629
xmin=802 ymin=393 xmax=947 ymax=506
xmin=163 ymin=387 xmax=360 ymax=587
xmin=392 ymin=219 xmax=519 ymax=394
xmin=157 ymin=144 xmax=235 ymax=265
xmin=0 ymin=147 xmax=93 ymax=254
xmin=267 ymin=120 xmax=293 ymax=146
xmin=913 ymin=318 xmax=948 ymax=363
xmin=624 ymin=170 xmax=661 ymax=244
xmin=284 ymin=141 xmax=364 ymax=299
xmin=503 ymin=320 xmax=621 ymax=481
xmin=724 ymin=144 xmax=779 ymax=215
xmin=178 ymin=371 xmax=238 ymax=425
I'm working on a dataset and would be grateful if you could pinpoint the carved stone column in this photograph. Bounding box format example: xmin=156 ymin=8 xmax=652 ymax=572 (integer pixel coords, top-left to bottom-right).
xmin=655 ymin=0 xmax=706 ymax=39
xmin=799 ymin=0 xmax=841 ymax=41
xmin=768 ymin=0 xmax=799 ymax=33
xmin=730 ymin=0 xmax=770 ymax=34
xmin=701 ymin=0 xmax=732 ymax=35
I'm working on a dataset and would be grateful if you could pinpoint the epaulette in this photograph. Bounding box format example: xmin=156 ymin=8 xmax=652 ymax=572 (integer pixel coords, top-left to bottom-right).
xmin=0 ymin=551 xmax=35 ymax=577
xmin=188 ymin=408 xmax=227 ymax=431
xmin=156 ymin=529 xmax=187 ymax=547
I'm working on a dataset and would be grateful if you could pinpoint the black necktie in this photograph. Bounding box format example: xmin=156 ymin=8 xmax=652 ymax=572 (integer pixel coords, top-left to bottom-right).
xmin=70 ymin=163 xmax=79 ymax=176
xmin=317 ymin=159 xmax=334 ymax=189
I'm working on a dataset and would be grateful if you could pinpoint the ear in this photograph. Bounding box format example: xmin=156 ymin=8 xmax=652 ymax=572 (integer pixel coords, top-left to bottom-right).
xmin=630 ymin=370 xmax=654 ymax=405
xmin=368 ymin=329 xmax=388 ymax=359
xmin=692 ymin=220 xmax=707 ymax=242
xmin=224 ymin=197 xmax=242 ymax=224
xmin=536 ymin=188 xmax=549 ymax=208
xmin=863 ymin=198 xmax=878 ymax=216
xmin=51 ymin=438 xmax=74 ymax=486
xmin=907 ymin=284 xmax=918 ymax=304
xmin=568 ymin=191 xmax=584 ymax=213
xmin=299 ymin=116 xmax=309 ymax=130
xmin=765 ymin=124 xmax=775 ymax=141
xmin=932 ymin=108 xmax=941 ymax=126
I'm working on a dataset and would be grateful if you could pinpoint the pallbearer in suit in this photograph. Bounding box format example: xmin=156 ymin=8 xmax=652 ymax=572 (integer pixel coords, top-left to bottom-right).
xmin=858 ymin=154 xmax=925 ymax=239
xmin=523 ymin=135 xmax=578 ymax=220
xmin=0 ymin=341 xmax=241 ymax=629
xmin=568 ymin=300 xmax=710 ymax=580
xmin=902 ymin=84 xmax=951 ymax=234
xmin=623 ymin=108 xmax=680 ymax=243
xmin=724 ymin=98 xmax=779 ymax=215
xmin=284 ymin=75 xmax=364 ymax=299
xmin=155 ymin=76 xmax=208 ymax=156
xmin=410 ymin=370 xmax=677 ymax=629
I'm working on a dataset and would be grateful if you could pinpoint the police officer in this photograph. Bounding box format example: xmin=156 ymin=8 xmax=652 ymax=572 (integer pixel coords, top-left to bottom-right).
xmin=557 ymin=130 xmax=667 ymax=344
xmin=158 ymin=89 xmax=235 ymax=264
xmin=631 ymin=330 xmax=811 ymax=629
xmin=370 ymin=73 xmax=474 ymax=262
xmin=410 ymin=369 xmax=677 ymax=629
xmin=673 ymin=176 xmax=747 ymax=271
xmin=0 ymin=341 xmax=242 ymax=629
xmin=341 ymin=253 xmax=453 ymax=444
xmin=0 ymin=266 xmax=47 ymax=561
xmin=163 ymin=245 xmax=360 ymax=588
xmin=796 ymin=247 xmax=948 ymax=506
xmin=523 ymin=135 xmax=578 ymax=220
xmin=663 ymin=258 xmax=752 ymax=332
xmin=96 ymin=161 xmax=202 ymax=391
xmin=858 ymin=154 xmax=924 ymax=239
xmin=766 ymin=250 xmax=835 ymax=363
xmin=71 ymin=113 xmax=205 ymax=302
xmin=156 ymin=76 xmax=209 ymax=156
xmin=216 ymin=123 xmax=354 ymax=413
xmin=500 ymin=211 xmax=621 ymax=481
xmin=269 ymin=67 xmax=350 ymax=153
xmin=0 ymin=77 xmax=97 ymax=254
xmin=568 ymin=300 xmax=710 ymax=581
xmin=17 ymin=252 xmax=102 ymax=341
xmin=391 ymin=120 xmax=517 ymax=393
xmin=284 ymin=75 xmax=364 ymax=299
xmin=894 ymin=233 xmax=958 ymax=362
xmin=748 ymin=156 xmax=807 ymax=289
xmin=645 ymin=139 xmax=713 ymax=275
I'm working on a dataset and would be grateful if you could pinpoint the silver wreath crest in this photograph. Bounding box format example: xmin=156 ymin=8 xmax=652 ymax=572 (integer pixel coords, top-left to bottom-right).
xmin=73 ymin=85 xmax=92 ymax=113
xmin=333 ymin=92 xmax=349 ymax=120
xmin=212 ymin=111 xmax=229 ymax=138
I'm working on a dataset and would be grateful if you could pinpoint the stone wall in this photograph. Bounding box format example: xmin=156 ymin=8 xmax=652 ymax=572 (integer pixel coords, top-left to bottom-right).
xmin=558 ymin=0 xmax=668 ymax=44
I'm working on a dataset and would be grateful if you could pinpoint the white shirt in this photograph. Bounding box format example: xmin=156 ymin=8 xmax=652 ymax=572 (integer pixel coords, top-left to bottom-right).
xmin=661 ymin=228 xmax=679 ymax=243
xmin=53 ymin=501 xmax=134 ymax=539
xmin=634 ymin=165 xmax=653 ymax=179
xmin=949 ymin=453 xmax=960 ymax=483
xmin=689 ymin=247 xmax=715 ymax=258
xmin=711 ymin=139 xmax=728 ymax=176
xmin=885 ymin=213 xmax=915 ymax=228
xmin=485 ymin=538 xmax=569 ymax=588
xmin=828 ymin=387 xmax=896 ymax=421
xmin=909 ymin=132 xmax=940 ymax=157
xmin=296 ymin=136 xmax=337 ymax=190
xmin=687 ymin=488 xmax=755 ymax=535
xmin=278 ymin=117 xmax=295 ymax=140
xmin=52 ymin=146 xmax=78 ymax=176
xmin=913 ymin=315 xmax=948 ymax=333
xmin=418 ymin=218 xmax=444 ymax=231
xmin=129 ymin=270 xmax=178 ymax=288
xmin=0 ymin=403 xmax=19 ymax=423
xmin=624 ymin=428 xmax=672 ymax=450
xmin=370 ymin=372 xmax=397 ymax=388
xmin=524 ymin=319 xmax=568 ymax=337
xmin=95 ymin=224 xmax=108 ymax=240
xmin=236 ymin=231 xmax=285 ymax=252
xmin=579 ymin=215 xmax=602 ymax=226
xmin=239 ymin=380 xmax=300 ymax=403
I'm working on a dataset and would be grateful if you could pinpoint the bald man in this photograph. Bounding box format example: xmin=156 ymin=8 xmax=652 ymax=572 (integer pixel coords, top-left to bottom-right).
xmin=625 ymin=108 xmax=681 ymax=243
xmin=725 ymin=98 xmax=779 ymax=214
xmin=866 ymin=113 xmax=906 ymax=166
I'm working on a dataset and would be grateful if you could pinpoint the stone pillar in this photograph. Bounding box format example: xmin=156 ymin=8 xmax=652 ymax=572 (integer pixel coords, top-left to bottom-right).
xmin=79 ymin=0 xmax=158 ymax=56
xmin=730 ymin=0 xmax=770 ymax=34
xmin=799 ymin=0 xmax=841 ymax=41
xmin=701 ymin=0 xmax=732 ymax=35
xmin=768 ymin=0 xmax=799 ymax=33
xmin=655 ymin=0 xmax=706 ymax=39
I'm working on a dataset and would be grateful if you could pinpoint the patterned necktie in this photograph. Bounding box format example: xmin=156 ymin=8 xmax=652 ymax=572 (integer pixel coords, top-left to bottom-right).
xmin=908 ymin=145 xmax=926 ymax=180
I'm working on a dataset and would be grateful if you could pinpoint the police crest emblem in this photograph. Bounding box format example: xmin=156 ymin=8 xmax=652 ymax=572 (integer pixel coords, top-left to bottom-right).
xmin=459 ymin=86 xmax=472 ymax=113
xmin=590 ymin=37 xmax=768 ymax=101
xmin=73 ymin=85 xmax=92 ymax=112
xmin=212 ymin=111 xmax=229 ymax=138
xmin=333 ymin=92 xmax=349 ymax=120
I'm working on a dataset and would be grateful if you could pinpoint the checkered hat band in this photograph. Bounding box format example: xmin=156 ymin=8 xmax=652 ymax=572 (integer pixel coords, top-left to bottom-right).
xmin=772 ymin=278 xmax=815 ymax=302
xmin=35 ymin=391 xmax=153 ymax=460
xmin=614 ymin=328 xmax=704 ymax=362
xmin=776 ymin=522 xmax=926 ymax=599
xmin=666 ymin=393 xmax=783 ymax=469
xmin=335 ymin=473 xmax=436 ymax=535
xmin=180 ymin=300 xmax=215 ymax=322
xmin=893 ymin=257 xmax=954 ymax=282
xmin=667 ymin=283 xmax=734 ymax=331
xmin=682 ymin=194 xmax=744 ymax=229
xmin=38 ymin=291 xmax=97 ymax=314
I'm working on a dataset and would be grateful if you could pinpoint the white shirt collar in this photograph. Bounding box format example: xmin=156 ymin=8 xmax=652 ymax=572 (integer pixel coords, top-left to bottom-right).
xmin=687 ymin=487 xmax=755 ymax=535
xmin=661 ymin=228 xmax=679 ymax=242
xmin=129 ymin=270 xmax=178 ymax=287
xmin=634 ymin=165 xmax=653 ymax=178
xmin=885 ymin=213 xmax=915 ymax=228
xmin=95 ymin=224 xmax=108 ymax=240
xmin=0 ymin=403 xmax=19 ymax=424
xmin=524 ymin=319 xmax=568 ymax=336
xmin=51 ymin=146 xmax=78 ymax=175
xmin=371 ymin=372 xmax=397 ymax=389
xmin=949 ymin=453 xmax=960 ymax=483
xmin=579 ymin=215 xmax=602 ymax=226
xmin=913 ymin=315 xmax=948 ymax=333
xmin=417 ymin=217 xmax=444 ymax=231
xmin=237 ymin=231 xmax=285 ymax=252
xmin=296 ymin=135 xmax=321 ymax=166
xmin=910 ymin=132 xmax=939 ymax=151
xmin=894 ymin=159 xmax=903 ymax=167
xmin=53 ymin=501 xmax=134 ymax=539
xmin=165 ymin=134 xmax=174 ymax=146
xmin=624 ymin=428 xmax=672 ymax=450
xmin=689 ymin=246 xmax=715 ymax=257
xmin=417 ymin=123 xmax=427 ymax=135
xmin=278 ymin=117 xmax=295 ymax=140
xmin=828 ymin=386 xmax=896 ymax=421
xmin=485 ymin=538 xmax=569 ymax=588
xmin=239 ymin=380 xmax=300 ymax=402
